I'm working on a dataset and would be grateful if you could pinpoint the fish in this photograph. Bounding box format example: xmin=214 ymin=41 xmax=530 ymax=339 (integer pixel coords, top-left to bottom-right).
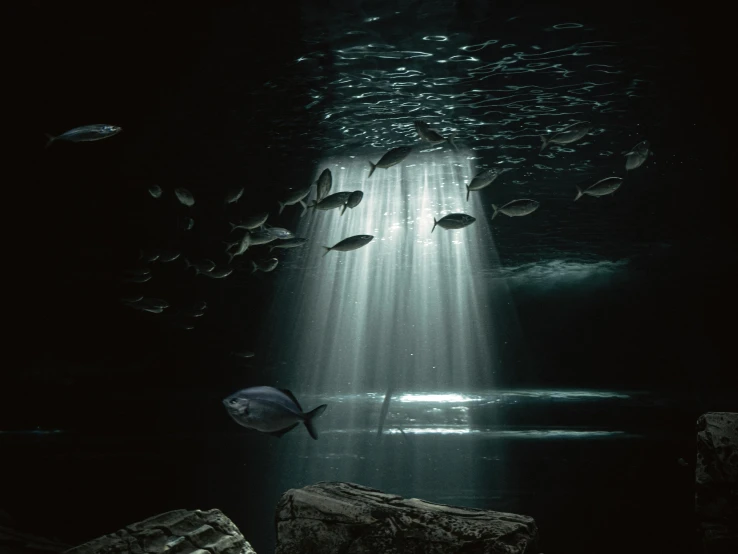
xmin=432 ymin=213 xmax=476 ymax=233
xmin=124 ymin=268 xmax=151 ymax=277
xmin=540 ymin=121 xmax=592 ymax=152
xmin=309 ymin=191 xmax=352 ymax=212
xmin=624 ymin=140 xmax=651 ymax=171
xmin=225 ymin=187 xmax=244 ymax=204
xmin=185 ymin=258 xmax=217 ymax=274
xmin=139 ymin=298 xmax=169 ymax=309
xmin=148 ymin=185 xmax=163 ymax=199
xmin=575 ymin=176 xmax=623 ymax=201
xmin=158 ymin=251 xmax=180 ymax=263
xmin=226 ymin=233 xmax=251 ymax=264
xmin=139 ymin=249 xmax=160 ymax=262
xmin=174 ymin=188 xmax=195 ymax=207
xmin=184 ymin=217 xmax=195 ymax=231
xmin=340 ymin=191 xmax=364 ymax=215
xmin=222 ymin=386 xmax=327 ymax=439
xmin=45 ymin=124 xmax=121 ymax=148
xmin=491 ymin=199 xmax=540 ymax=220
xmin=269 ymin=238 xmax=308 ymax=251
xmin=199 ymin=267 xmax=233 ymax=279
xmin=414 ymin=120 xmax=457 ymax=150
xmin=315 ymin=169 xmax=332 ymax=203
xmin=368 ymin=146 xmax=413 ymax=177
xmin=251 ymin=258 xmax=279 ymax=273
xmin=278 ymin=185 xmax=312 ymax=215
xmin=123 ymin=273 xmax=152 ymax=283
xmin=466 ymin=168 xmax=502 ymax=201
xmin=322 ymin=235 xmax=374 ymax=257
xmin=232 ymin=351 xmax=255 ymax=359
xmin=230 ymin=213 xmax=269 ymax=232
xmin=377 ymin=385 xmax=394 ymax=437
xmin=265 ymin=226 xmax=295 ymax=239
xmin=121 ymin=294 xmax=144 ymax=304
xmin=248 ymin=230 xmax=279 ymax=246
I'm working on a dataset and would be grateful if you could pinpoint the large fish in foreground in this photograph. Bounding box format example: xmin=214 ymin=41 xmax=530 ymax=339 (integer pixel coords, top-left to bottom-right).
xmin=223 ymin=386 xmax=327 ymax=439
xmin=45 ymin=124 xmax=122 ymax=148
xmin=368 ymin=146 xmax=413 ymax=177
xmin=624 ymin=140 xmax=652 ymax=171
xmin=466 ymin=168 xmax=502 ymax=201
xmin=315 ymin=169 xmax=333 ymax=203
xmin=491 ymin=199 xmax=540 ymax=220
xmin=540 ymin=121 xmax=592 ymax=152
xmin=323 ymin=234 xmax=374 ymax=256
xmin=575 ymin=176 xmax=623 ymax=201
xmin=432 ymin=213 xmax=476 ymax=233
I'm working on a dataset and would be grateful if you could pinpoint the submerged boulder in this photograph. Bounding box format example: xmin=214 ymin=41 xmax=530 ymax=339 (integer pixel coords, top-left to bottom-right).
xmin=696 ymin=412 xmax=738 ymax=554
xmin=66 ymin=509 xmax=256 ymax=554
xmin=275 ymin=481 xmax=538 ymax=554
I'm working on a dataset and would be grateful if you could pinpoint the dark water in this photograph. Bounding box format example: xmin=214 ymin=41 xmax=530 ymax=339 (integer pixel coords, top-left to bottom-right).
xmin=6 ymin=1 xmax=734 ymax=554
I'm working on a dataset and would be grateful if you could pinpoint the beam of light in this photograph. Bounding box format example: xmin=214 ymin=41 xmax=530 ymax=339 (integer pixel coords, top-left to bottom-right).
xmin=263 ymin=148 xmax=505 ymax=504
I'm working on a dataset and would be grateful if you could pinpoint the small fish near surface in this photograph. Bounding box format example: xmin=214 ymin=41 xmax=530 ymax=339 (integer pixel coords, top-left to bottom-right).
xmin=225 ymin=187 xmax=244 ymax=204
xmin=174 ymin=188 xmax=195 ymax=207
xmin=624 ymin=140 xmax=652 ymax=171
xmin=368 ymin=145 xmax=413 ymax=178
xmin=322 ymin=234 xmax=374 ymax=257
xmin=574 ymin=176 xmax=623 ymax=201
xmin=270 ymin=237 xmax=308 ymax=251
xmin=540 ymin=121 xmax=592 ymax=152
xmin=230 ymin=212 xmax=269 ymax=232
xmin=148 ymin=185 xmax=163 ymax=199
xmin=45 ymin=124 xmax=122 ymax=148
xmin=340 ymin=191 xmax=364 ymax=215
xmin=309 ymin=191 xmax=352 ymax=212
xmin=278 ymin=184 xmax=312 ymax=215
xmin=414 ymin=120 xmax=458 ymax=150
xmin=315 ymin=169 xmax=333 ymax=203
xmin=466 ymin=168 xmax=502 ymax=201
xmin=223 ymin=386 xmax=327 ymax=440
xmin=432 ymin=213 xmax=476 ymax=233
xmin=491 ymin=199 xmax=540 ymax=220
xmin=251 ymin=258 xmax=279 ymax=273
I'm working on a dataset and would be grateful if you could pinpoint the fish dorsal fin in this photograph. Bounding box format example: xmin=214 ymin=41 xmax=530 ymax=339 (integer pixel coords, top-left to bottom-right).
xmin=279 ymin=388 xmax=303 ymax=412
xmin=267 ymin=422 xmax=299 ymax=438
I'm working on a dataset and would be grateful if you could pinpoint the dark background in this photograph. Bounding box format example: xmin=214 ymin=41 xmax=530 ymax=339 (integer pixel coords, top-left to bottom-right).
xmin=4 ymin=1 xmax=733 ymax=553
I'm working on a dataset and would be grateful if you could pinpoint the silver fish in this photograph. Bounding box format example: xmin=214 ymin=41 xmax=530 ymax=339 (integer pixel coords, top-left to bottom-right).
xmin=491 ymin=199 xmax=540 ymax=220
xmin=251 ymin=258 xmax=279 ymax=273
xmin=316 ymin=169 xmax=332 ymax=203
xmin=265 ymin=226 xmax=295 ymax=239
xmin=148 ymin=185 xmax=162 ymax=199
xmin=414 ymin=120 xmax=457 ymax=150
xmin=624 ymin=140 xmax=651 ymax=171
xmin=230 ymin=213 xmax=269 ymax=232
xmin=248 ymin=230 xmax=279 ymax=246
xmin=432 ymin=213 xmax=476 ymax=233
xmin=139 ymin=249 xmax=160 ymax=262
xmin=225 ymin=187 xmax=244 ymax=204
xmin=174 ymin=188 xmax=195 ymax=207
xmin=226 ymin=233 xmax=251 ymax=264
xmin=278 ymin=185 xmax=312 ymax=215
xmin=322 ymin=234 xmax=374 ymax=257
xmin=540 ymin=121 xmax=592 ymax=152
xmin=222 ymin=386 xmax=327 ymax=439
xmin=309 ymin=191 xmax=351 ymax=212
xmin=199 ymin=267 xmax=233 ymax=279
xmin=185 ymin=258 xmax=217 ymax=274
xmin=368 ymin=145 xmax=413 ymax=177
xmin=45 ymin=124 xmax=121 ymax=148
xmin=121 ymin=294 xmax=144 ymax=304
xmin=575 ymin=177 xmax=623 ymax=201
xmin=340 ymin=191 xmax=364 ymax=215
xmin=270 ymin=238 xmax=308 ymax=251
xmin=158 ymin=251 xmax=180 ymax=263
xmin=466 ymin=168 xmax=502 ymax=201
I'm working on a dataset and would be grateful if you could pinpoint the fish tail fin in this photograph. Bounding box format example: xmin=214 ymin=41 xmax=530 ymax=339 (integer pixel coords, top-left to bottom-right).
xmin=574 ymin=185 xmax=583 ymax=201
xmin=278 ymin=201 xmax=285 ymax=215
xmin=447 ymin=133 xmax=458 ymax=152
xmin=300 ymin=200 xmax=307 ymax=217
xmin=250 ymin=261 xmax=258 ymax=274
xmin=44 ymin=133 xmax=56 ymax=149
xmin=226 ymin=252 xmax=235 ymax=264
xmin=491 ymin=204 xmax=499 ymax=221
xmin=322 ymin=246 xmax=332 ymax=257
xmin=432 ymin=217 xmax=438 ymax=233
xmin=539 ymin=135 xmax=548 ymax=152
xmin=340 ymin=204 xmax=347 ymax=216
xmin=368 ymin=161 xmax=377 ymax=178
xmin=303 ymin=404 xmax=328 ymax=440
xmin=228 ymin=222 xmax=237 ymax=233
xmin=466 ymin=184 xmax=470 ymax=202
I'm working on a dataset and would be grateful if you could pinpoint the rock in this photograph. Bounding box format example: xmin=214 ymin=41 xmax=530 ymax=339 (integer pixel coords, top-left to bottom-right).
xmin=66 ymin=509 xmax=256 ymax=554
xmin=696 ymin=412 xmax=738 ymax=554
xmin=275 ymin=482 xmax=538 ymax=554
